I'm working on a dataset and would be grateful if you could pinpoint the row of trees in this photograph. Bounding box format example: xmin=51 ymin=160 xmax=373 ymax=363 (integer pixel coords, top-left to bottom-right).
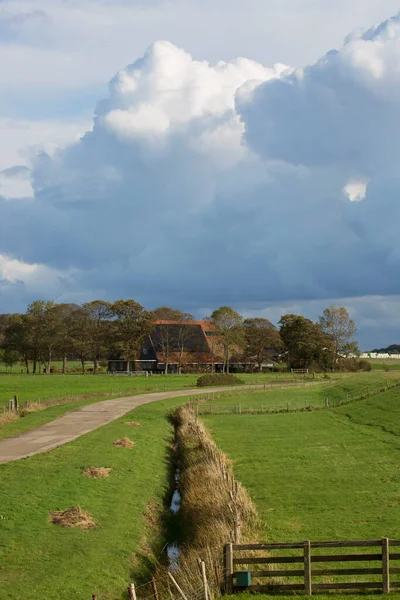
xmin=209 ymin=305 xmax=358 ymax=373
xmin=0 ymin=300 xmax=153 ymax=374
xmin=0 ymin=300 xmax=358 ymax=374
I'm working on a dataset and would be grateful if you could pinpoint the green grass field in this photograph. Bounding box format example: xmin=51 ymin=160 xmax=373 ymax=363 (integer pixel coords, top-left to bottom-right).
xmin=2 ymin=371 xmax=399 ymax=600
xmin=199 ymin=371 xmax=400 ymax=411
xmin=0 ymin=396 xmax=184 ymax=600
xmin=0 ymin=373 xmax=202 ymax=408
xmin=0 ymin=371 xmax=316 ymax=409
xmin=0 ymin=360 xmax=99 ymax=374
xmin=367 ymin=358 xmax=400 ymax=370
xmin=203 ymin=384 xmax=400 ymax=599
xmin=0 ymin=372 xmax=315 ymax=442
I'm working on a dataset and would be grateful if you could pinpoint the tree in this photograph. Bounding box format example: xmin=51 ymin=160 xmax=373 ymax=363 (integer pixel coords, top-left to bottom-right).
xmin=27 ymin=300 xmax=60 ymax=374
xmin=0 ymin=348 xmax=20 ymax=370
xmin=70 ymin=307 xmax=92 ymax=374
xmin=82 ymin=300 xmax=113 ymax=374
xmin=244 ymin=318 xmax=283 ymax=371
xmin=202 ymin=316 xmax=220 ymax=373
xmin=279 ymin=314 xmax=333 ymax=370
xmin=176 ymin=314 xmax=196 ymax=375
xmin=152 ymin=307 xmax=187 ymax=321
xmin=319 ymin=305 xmax=358 ymax=369
xmin=53 ymin=303 xmax=81 ymax=374
xmin=152 ymin=307 xmax=195 ymax=374
xmin=0 ymin=314 xmax=11 ymax=348
xmin=111 ymin=299 xmax=154 ymax=372
xmin=3 ymin=314 xmax=33 ymax=373
xmin=211 ymin=307 xmax=245 ymax=373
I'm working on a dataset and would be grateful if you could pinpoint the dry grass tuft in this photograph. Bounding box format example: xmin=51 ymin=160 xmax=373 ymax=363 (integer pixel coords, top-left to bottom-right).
xmin=82 ymin=467 xmax=112 ymax=479
xmin=49 ymin=506 xmax=96 ymax=529
xmin=0 ymin=412 xmax=19 ymax=426
xmin=113 ymin=437 xmax=134 ymax=448
xmin=124 ymin=421 xmax=141 ymax=426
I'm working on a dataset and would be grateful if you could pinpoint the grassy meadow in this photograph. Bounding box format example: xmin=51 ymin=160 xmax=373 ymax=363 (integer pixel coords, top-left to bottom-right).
xmin=0 ymin=373 xmax=201 ymax=408
xmin=0 ymin=396 xmax=184 ymax=600
xmin=2 ymin=370 xmax=399 ymax=600
xmin=197 ymin=371 xmax=400 ymax=411
xmin=203 ymin=382 xmax=400 ymax=599
xmin=0 ymin=371 xmax=311 ymax=409
xmin=367 ymin=358 xmax=400 ymax=370
xmin=0 ymin=371 xmax=316 ymax=442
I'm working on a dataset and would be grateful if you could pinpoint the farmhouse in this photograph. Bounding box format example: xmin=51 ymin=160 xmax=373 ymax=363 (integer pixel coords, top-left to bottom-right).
xmin=108 ymin=320 xmax=251 ymax=373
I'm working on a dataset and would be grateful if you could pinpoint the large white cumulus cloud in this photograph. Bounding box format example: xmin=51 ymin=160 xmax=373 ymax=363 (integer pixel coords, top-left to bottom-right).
xmin=1 ymin=19 xmax=400 ymax=329
xmin=239 ymin=14 xmax=400 ymax=175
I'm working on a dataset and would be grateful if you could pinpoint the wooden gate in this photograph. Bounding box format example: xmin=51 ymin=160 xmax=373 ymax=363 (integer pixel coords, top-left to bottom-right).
xmin=224 ymin=539 xmax=400 ymax=595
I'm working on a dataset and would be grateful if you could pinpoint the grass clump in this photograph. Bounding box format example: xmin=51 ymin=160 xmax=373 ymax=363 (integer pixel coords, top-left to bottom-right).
xmin=197 ymin=373 xmax=244 ymax=387
xmin=82 ymin=467 xmax=112 ymax=479
xmin=112 ymin=436 xmax=134 ymax=448
xmin=49 ymin=507 xmax=96 ymax=529
xmin=0 ymin=411 xmax=19 ymax=426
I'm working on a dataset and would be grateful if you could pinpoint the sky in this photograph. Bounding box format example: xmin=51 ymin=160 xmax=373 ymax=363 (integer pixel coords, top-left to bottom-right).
xmin=1 ymin=0 xmax=400 ymax=349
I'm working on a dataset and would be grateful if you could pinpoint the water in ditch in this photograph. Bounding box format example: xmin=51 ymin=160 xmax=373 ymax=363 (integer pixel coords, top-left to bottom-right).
xmin=166 ymin=465 xmax=182 ymax=570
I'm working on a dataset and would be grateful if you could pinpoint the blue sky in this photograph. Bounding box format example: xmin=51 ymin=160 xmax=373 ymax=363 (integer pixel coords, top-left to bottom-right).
xmin=1 ymin=0 xmax=400 ymax=349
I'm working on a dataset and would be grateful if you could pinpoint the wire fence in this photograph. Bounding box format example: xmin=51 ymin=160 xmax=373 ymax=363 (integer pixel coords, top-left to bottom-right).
xmin=194 ymin=378 xmax=400 ymax=416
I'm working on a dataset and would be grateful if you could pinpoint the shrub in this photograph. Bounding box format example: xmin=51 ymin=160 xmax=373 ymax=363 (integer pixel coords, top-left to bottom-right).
xmin=357 ymin=359 xmax=372 ymax=372
xmin=196 ymin=373 xmax=244 ymax=387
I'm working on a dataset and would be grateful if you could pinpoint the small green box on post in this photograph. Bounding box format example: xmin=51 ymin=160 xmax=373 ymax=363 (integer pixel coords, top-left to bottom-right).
xmin=235 ymin=571 xmax=251 ymax=587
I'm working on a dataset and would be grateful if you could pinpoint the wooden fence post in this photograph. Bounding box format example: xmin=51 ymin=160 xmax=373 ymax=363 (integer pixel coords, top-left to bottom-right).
xmin=14 ymin=395 xmax=19 ymax=411
xmin=151 ymin=577 xmax=159 ymax=600
xmin=167 ymin=572 xmax=190 ymax=600
xmin=200 ymin=560 xmax=209 ymax=600
xmin=224 ymin=543 xmax=233 ymax=594
xmin=8 ymin=399 xmax=13 ymax=412
xmin=304 ymin=540 xmax=312 ymax=595
xmin=128 ymin=583 xmax=137 ymax=600
xmin=382 ymin=537 xmax=390 ymax=593
xmin=214 ymin=562 xmax=221 ymax=591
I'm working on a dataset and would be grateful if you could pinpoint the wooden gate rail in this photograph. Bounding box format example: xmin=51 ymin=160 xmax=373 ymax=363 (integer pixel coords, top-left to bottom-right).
xmin=224 ymin=539 xmax=400 ymax=595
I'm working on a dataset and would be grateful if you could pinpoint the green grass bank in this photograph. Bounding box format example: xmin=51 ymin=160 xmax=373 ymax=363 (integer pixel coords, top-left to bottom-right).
xmin=203 ymin=384 xmax=400 ymax=599
xmin=0 ymin=396 xmax=186 ymax=600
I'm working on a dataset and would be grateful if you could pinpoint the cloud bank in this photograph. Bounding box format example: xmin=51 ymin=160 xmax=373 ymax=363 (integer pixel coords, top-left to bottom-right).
xmin=1 ymin=15 xmax=400 ymax=346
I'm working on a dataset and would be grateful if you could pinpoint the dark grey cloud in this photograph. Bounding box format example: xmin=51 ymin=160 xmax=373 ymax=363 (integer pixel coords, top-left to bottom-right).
xmin=0 ymin=22 xmax=400 ymax=348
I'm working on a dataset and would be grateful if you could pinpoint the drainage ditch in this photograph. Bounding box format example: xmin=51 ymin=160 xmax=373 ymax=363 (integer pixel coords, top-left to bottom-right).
xmin=166 ymin=431 xmax=182 ymax=570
